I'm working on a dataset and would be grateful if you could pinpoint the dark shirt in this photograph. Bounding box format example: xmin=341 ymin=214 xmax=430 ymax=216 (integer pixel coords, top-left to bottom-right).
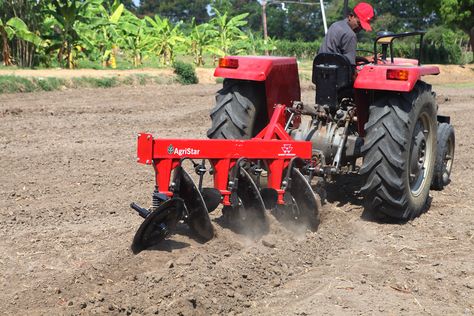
xmin=318 ymin=19 xmax=357 ymax=65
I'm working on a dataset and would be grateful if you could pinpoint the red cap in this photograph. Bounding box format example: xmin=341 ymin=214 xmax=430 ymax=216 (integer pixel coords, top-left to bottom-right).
xmin=354 ymin=2 xmax=374 ymax=31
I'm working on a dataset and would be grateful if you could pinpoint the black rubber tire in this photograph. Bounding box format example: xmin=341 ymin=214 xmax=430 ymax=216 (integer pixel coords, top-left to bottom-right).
xmin=431 ymin=123 xmax=455 ymax=190
xmin=360 ymin=82 xmax=437 ymax=220
xmin=207 ymin=79 xmax=267 ymax=139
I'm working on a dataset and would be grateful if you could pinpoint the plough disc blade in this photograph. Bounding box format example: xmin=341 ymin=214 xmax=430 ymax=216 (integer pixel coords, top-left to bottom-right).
xmin=176 ymin=168 xmax=215 ymax=241
xmin=275 ymin=167 xmax=321 ymax=231
xmin=225 ymin=168 xmax=268 ymax=235
xmin=201 ymin=187 xmax=222 ymax=213
xmin=131 ymin=198 xmax=184 ymax=254
xmin=260 ymin=188 xmax=278 ymax=210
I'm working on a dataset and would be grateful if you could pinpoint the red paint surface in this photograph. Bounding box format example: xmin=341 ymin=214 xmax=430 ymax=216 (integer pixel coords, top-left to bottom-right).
xmin=355 ymin=64 xmax=439 ymax=92
xmin=137 ymin=105 xmax=312 ymax=205
xmin=214 ymin=56 xmax=301 ymax=126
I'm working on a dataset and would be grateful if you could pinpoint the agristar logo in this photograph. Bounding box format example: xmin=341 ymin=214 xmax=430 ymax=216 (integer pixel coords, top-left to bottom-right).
xmin=167 ymin=144 xmax=200 ymax=156
xmin=278 ymin=144 xmax=295 ymax=157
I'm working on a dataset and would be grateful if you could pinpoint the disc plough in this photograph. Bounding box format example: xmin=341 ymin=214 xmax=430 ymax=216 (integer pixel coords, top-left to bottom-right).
xmin=131 ymin=104 xmax=321 ymax=253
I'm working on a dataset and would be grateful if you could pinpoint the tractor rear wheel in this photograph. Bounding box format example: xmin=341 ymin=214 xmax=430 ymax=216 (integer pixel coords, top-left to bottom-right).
xmin=360 ymin=82 xmax=437 ymax=220
xmin=207 ymin=79 xmax=267 ymax=139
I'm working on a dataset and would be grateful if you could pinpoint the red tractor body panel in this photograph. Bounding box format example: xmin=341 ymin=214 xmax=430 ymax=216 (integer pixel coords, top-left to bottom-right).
xmin=214 ymin=56 xmax=301 ymax=127
xmin=354 ymin=61 xmax=439 ymax=92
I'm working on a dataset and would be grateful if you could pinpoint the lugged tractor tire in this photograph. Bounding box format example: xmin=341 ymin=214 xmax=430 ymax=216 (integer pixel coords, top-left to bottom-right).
xmin=207 ymin=79 xmax=267 ymax=139
xmin=431 ymin=123 xmax=455 ymax=191
xmin=360 ymin=82 xmax=437 ymax=220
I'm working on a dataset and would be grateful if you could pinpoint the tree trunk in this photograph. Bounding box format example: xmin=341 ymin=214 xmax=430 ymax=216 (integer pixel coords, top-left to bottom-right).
xmin=14 ymin=39 xmax=35 ymax=68
xmin=470 ymin=26 xmax=474 ymax=60
xmin=67 ymin=42 xmax=73 ymax=69
xmin=1 ymin=27 xmax=13 ymax=66
xmin=58 ymin=42 xmax=65 ymax=67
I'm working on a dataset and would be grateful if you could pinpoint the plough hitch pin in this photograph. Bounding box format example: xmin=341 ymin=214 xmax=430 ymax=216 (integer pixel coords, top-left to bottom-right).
xmin=130 ymin=202 xmax=150 ymax=219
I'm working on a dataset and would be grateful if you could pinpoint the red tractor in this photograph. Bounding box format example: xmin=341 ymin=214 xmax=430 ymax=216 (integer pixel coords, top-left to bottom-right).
xmin=207 ymin=31 xmax=454 ymax=220
xmin=130 ymin=31 xmax=455 ymax=252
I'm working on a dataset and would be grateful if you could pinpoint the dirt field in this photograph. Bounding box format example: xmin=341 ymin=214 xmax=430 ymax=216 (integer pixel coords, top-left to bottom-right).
xmin=1 ymin=71 xmax=473 ymax=315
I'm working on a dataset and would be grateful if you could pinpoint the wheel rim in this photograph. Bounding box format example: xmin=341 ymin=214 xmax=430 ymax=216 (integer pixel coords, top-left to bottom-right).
xmin=442 ymin=136 xmax=454 ymax=184
xmin=409 ymin=112 xmax=433 ymax=196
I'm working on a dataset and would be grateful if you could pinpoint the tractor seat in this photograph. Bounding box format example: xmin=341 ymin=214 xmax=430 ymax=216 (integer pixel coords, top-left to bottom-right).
xmin=312 ymin=53 xmax=354 ymax=110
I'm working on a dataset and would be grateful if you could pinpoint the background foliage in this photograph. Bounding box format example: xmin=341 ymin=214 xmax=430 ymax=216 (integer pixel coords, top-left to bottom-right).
xmin=0 ymin=0 xmax=472 ymax=68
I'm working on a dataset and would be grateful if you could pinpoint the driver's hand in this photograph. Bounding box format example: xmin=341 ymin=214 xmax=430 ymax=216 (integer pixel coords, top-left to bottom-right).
xmin=366 ymin=53 xmax=382 ymax=63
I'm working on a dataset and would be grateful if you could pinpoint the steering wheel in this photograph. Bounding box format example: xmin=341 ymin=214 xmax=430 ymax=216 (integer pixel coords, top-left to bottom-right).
xmin=356 ymin=49 xmax=378 ymax=65
xmin=356 ymin=55 xmax=371 ymax=65
xmin=356 ymin=49 xmax=373 ymax=55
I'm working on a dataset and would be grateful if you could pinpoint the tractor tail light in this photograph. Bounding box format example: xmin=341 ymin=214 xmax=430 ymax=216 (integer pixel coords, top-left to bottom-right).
xmin=386 ymin=69 xmax=409 ymax=81
xmin=219 ymin=57 xmax=239 ymax=69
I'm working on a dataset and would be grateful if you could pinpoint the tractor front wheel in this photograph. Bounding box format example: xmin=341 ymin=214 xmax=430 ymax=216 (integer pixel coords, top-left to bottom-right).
xmin=360 ymin=82 xmax=437 ymax=220
xmin=207 ymin=79 xmax=267 ymax=139
xmin=431 ymin=123 xmax=455 ymax=190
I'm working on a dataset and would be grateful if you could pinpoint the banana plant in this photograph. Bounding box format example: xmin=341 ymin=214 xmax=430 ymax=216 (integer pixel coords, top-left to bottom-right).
xmin=259 ymin=35 xmax=278 ymax=56
xmin=117 ymin=12 xmax=152 ymax=67
xmin=187 ymin=19 xmax=223 ymax=66
xmin=0 ymin=17 xmax=41 ymax=66
xmin=145 ymin=15 xmax=186 ymax=65
xmin=46 ymin=0 xmax=101 ymax=68
xmin=210 ymin=9 xmax=249 ymax=56
xmin=236 ymin=30 xmax=277 ymax=56
xmin=89 ymin=0 xmax=125 ymax=67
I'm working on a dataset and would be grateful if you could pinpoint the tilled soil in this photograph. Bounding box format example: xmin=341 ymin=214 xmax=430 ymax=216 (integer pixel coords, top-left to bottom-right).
xmin=0 ymin=81 xmax=473 ymax=315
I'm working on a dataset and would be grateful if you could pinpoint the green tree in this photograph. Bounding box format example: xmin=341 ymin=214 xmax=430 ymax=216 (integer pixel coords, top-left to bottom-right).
xmin=419 ymin=0 xmax=474 ymax=58
xmin=104 ymin=0 xmax=137 ymax=13
xmin=187 ymin=19 xmax=222 ymax=66
xmin=116 ymin=11 xmax=152 ymax=66
xmin=0 ymin=17 xmax=41 ymax=66
xmin=145 ymin=15 xmax=185 ymax=65
xmin=90 ymin=1 xmax=126 ymax=67
xmin=46 ymin=0 xmax=102 ymax=68
xmin=210 ymin=0 xmax=327 ymax=41
xmin=0 ymin=0 xmax=45 ymax=67
xmin=284 ymin=2 xmax=325 ymax=41
xmin=139 ymin=0 xmax=209 ymax=24
xmin=209 ymin=0 xmax=233 ymax=14
xmin=210 ymin=9 xmax=249 ymax=55
xmin=265 ymin=5 xmax=287 ymax=40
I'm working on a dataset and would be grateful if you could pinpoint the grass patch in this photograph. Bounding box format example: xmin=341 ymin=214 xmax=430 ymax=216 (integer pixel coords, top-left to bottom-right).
xmin=33 ymin=77 xmax=66 ymax=91
xmin=135 ymin=74 xmax=150 ymax=85
xmin=0 ymin=75 xmax=37 ymax=93
xmin=0 ymin=73 xmax=181 ymax=94
xmin=71 ymin=76 xmax=119 ymax=88
xmin=153 ymin=75 xmax=175 ymax=85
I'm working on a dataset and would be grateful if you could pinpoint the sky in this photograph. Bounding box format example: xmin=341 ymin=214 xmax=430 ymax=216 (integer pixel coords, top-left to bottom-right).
xmin=133 ymin=0 xmax=139 ymax=6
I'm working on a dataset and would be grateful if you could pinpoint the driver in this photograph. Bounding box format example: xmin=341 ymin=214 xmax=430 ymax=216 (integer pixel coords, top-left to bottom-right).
xmin=318 ymin=2 xmax=374 ymax=65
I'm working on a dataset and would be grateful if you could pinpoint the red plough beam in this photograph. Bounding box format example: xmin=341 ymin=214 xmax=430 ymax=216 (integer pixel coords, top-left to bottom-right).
xmin=131 ymin=105 xmax=319 ymax=254
xmin=136 ymin=105 xmax=312 ymax=205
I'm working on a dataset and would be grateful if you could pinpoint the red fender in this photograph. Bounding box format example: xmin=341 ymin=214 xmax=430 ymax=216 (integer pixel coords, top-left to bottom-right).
xmin=354 ymin=59 xmax=439 ymax=92
xmin=214 ymin=56 xmax=301 ymax=126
